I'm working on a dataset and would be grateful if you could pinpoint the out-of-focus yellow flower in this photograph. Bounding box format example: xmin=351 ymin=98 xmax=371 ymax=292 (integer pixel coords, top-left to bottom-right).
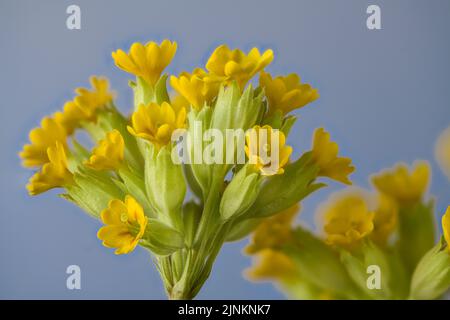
xmin=205 ymin=45 xmax=273 ymax=89
xmin=371 ymin=194 xmax=398 ymax=246
xmin=170 ymin=68 xmax=220 ymax=110
xmin=322 ymin=193 xmax=374 ymax=247
xmin=245 ymin=125 xmax=292 ymax=176
xmin=259 ymin=71 xmax=319 ymax=115
xmin=74 ymin=76 xmax=114 ymax=118
xmin=246 ymin=249 xmax=298 ymax=282
xmin=246 ymin=204 xmax=299 ymax=254
xmin=54 ymin=100 xmax=87 ymax=135
xmin=112 ymin=40 xmax=177 ymax=86
xmin=127 ymin=102 xmax=186 ymax=148
xmin=170 ymin=93 xmax=190 ymax=113
xmin=84 ymin=130 xmax=124 ymax=170
xmin=435 ymin=126 xmax=450 ymax=181
xmin=53 ymin=77 xmax=113 ymax=135
xmin=371 ymin=162 xmax=430 ymax=205
xmin=26 ymin=142 xmax=73 ymax=195
xmin=97 ymin=195 xmax=148 ymax=255
xmin=442 ymin=206 xmax=450 ymax=250
xmin=311 ymin=128 xmax=354 ymax=185
xmin=20 ymin=117 xmax=67 ymax=168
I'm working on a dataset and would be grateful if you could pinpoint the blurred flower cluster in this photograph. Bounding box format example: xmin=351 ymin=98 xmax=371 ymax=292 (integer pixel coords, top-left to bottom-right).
xmin=246 ymin=159 xmax=450 ymax=300
xmin=20 ymin=40 xmax=355 ymax=299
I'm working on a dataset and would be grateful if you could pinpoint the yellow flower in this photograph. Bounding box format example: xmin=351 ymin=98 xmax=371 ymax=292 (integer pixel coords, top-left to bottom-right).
xmin=322 ymin=192 xmax=374 ymax=247
xmin=170 ymin=68 xmax=220 ymax=110
xmin=442 ymin=206 xmax=450 ymax=250
xmin=259 ymin=71 xmax=319 ymax=115
xmin=112 ymin=40 xmax=177 ymax=86
xmin=98 ymin=195 xmax=148 ymax=255
xmin=170 ymin=93 xmax=190 ymax=113
xmin=371 ymin=161 xmax=430 ymax=205
xmin=435 ymin=126 xmax=450 ymax=181
xmin=84 ymin=130 xmax=124 ymax=170
xmin=370 ymin=194 xmax=398 ymax=246
xmin=246 ymin=204 xmax=299 ymax=254
xmin=245 ymin=125 xmax=292 ymax=176
xmin=205 ymin=45 xmax=274 ymax=89
xmin=246 ymin=249 xmax=298 ymax=282
xmin=53 ymin=100 xmax=87 ymax=135
xmin=20 ymin=117 xmax=67 ymax=168
xmin=311 ymin=128 xmax=354 ymax=185
xmin=26 ymin=142 xmax=73 ymax=195
xmin=74 ymin=76 xmax=114 ymax=118
xmin=127 ymin=101 xmax=186 ymax=148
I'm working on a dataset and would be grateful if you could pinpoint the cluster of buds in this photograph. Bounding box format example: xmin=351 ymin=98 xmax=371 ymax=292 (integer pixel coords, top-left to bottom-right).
xmin=246 ymin=161 xmax=450 ymax=300
xmin=20 ymin=40 xmax=354 ymax=299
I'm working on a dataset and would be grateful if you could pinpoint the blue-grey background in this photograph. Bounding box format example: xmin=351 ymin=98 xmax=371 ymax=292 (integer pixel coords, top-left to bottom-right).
xmin=1 ymin=0 xmax=449 ymax=299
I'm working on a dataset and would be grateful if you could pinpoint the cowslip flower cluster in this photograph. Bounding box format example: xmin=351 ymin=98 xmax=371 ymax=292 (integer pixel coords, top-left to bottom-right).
xmin=246 ymin=160 xmax=450 ymax=300
xmin=21 ymin=39 xmax=354 ymax=299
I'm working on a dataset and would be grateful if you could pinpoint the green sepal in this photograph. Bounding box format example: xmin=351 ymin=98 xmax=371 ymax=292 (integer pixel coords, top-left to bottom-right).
xmin=410 ymin=237 xmax=450 ymax=299
xmin=220 ymin=165 xmax=262 ymax=221
xmin=131 ymin=75 xmax=170 ymax=109
xmin=131 ymin=77 xmax=153 ymax=108
xmin=286 ymin=227 xmax=366 ymax=299
xmin=67 ymin=138 xmax=90 ymax=171
xmin=248 ymin=152 xmax=325 ymax=218
xmin=225 ymin=217 xmax=263 ymax=242
xmin=118 ymin=166 xmax=155 ymax=218
xmin=140 ymin=219 xmax=185 ymax=256
xmin=182 ymin=163 xmax=203 ymax=200
xmin=262 ymin=109 xmax=283 ymax=129
xmin=182 ymin=201 xmax=202 ymax=247
xmin=186 ymin=106 xmax=213 ymax=196
xmin=280 ymin=115 xmax=297 ymax=137
xmin=144 ymin=143 xmax=186 ymax=228
xmin=154 ymin=74 xmax=170 ymax=104
xmin=340 ymin=240 xmax=408 ymax=299
xmin=397 ymin=200 xmax=436 ymax=274
xmin=63 ymin=170 xmax=125 ymax=219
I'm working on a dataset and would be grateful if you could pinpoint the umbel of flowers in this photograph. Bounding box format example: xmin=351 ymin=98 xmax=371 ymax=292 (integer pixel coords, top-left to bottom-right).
xmin=20 ymin=40 xmax=353 ymax=299
xmin=246 ymin=162 xmax=450 ymax=300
